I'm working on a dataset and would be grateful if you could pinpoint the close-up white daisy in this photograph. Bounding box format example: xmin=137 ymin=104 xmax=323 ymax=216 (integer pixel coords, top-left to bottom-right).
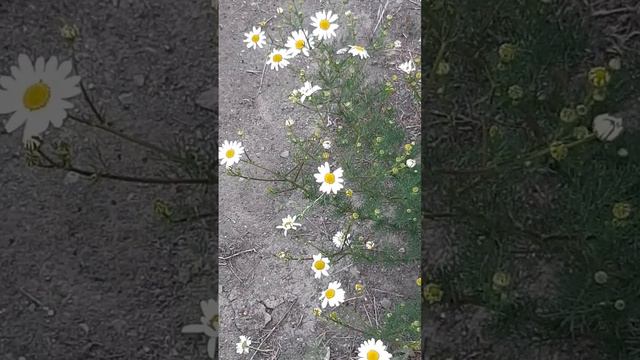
xmin=267 ymin=49 xmax=291 ymax=71
xmin=311 ymin=10 xmax=339 ymax=41
xmin=314 ymin=162 xmax=344 ymax=195
xmin=357 ymin=338 xmax=393 ymax=360
xmin=332 ymin=231 xmax=351 ymax=248
xmin=276 ymin=214 xmax=301 ymax=236
xmin=218 ymin=140 xmax=244 ymax=168
xmin=0 ymin=54 xmax=81 ymax=143
xmin=285 ymin=29 xmax=315 ymax=57
xmin=320 ymin=281 xmax=346 ymax=308
xmin=348 ymin=45 xmax=369 ymax=59
xmin=398 ymin=59 xmax=416 ymax=74
xmin=243 ymin=26 xmax=266 ymax=50
xmin=592 ymin=113 xmax=623 ymax=141
xmin=311 ymin=253 xmax=330 ymax=279
xmin=181 ymin=299 xmax=219 ymax=359
xmin=299 ymin=81 xmax=321 ymax=103
xmin=235 ymin=335 xmax=252 ymax=354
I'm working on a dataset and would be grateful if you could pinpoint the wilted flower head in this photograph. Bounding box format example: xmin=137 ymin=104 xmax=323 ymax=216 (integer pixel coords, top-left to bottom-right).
xmin=498 ymin=43 xmax=517 ymax=63
xmin=276 ymin=215 xmax=302 ymax=236
xmin=588 ymin=66 xmax=610 ymax=88
xmin=612 ymin=202 xmax=632 ymax=220
xmin=398 ymin=59 xmax=416 ymax=74
xmin=594 ymin=270 xmax=608 ymax=284
xmin=559 ymin=107 xmax=578 ymax=123
xmin=549 ymin=141 xmax=568 ymax=161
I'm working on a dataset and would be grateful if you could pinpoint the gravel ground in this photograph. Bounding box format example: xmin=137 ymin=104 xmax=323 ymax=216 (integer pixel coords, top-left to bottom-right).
xmin=0 ymin=1 xmax=217 ymax=359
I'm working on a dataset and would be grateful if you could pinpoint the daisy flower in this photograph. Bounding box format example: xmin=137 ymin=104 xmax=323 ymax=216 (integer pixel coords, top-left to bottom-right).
xmin=243 ymin=26 xmax=266 ymax=50
xmin=314 ymin=162 xmax=344 ymax=194
xmin=357 ymin=338 xmax=392 ymax=360
xmin=592 ymin=113 xmax=623 ymax=141
xmin=0 ymin=54 xmax=81 ymax=143
xmin=406 ymin=159 xmax=416 ymax=168
xmin=398 ymin=60 xmax=416 ymax=74
xmin=182 ymin=299 xmax=219 ymax=358
xmin=311 ymin=253 xmax=330 ymax=279
xmin=276 ymin=215 xmax=301 ymax=236
xmin=286 ymin=29 xmax=315 ymax=57
xmin=267 ymin=49 xmax=291 ymax=71
xmin=332 ymin=231 xmax=351 ymax=248
xmin=298 ymin=81 xmax=321 ymax=103
xmin=322 ymin=140 xmax=331 ymax=149
xmin=348 ymin=45 xmax=369 ymax=59
xmin=218 ymin=140 xmax=244 ymax=168
xmin=236 ymin=335 xmax=251 ymax=354
xmin=393 ymin=40 xmax=402 ymax=48
xmin=320 ymin=281 xmax=345 ymax=308
xmin=311 ymin=10 xmax=339 ymax=41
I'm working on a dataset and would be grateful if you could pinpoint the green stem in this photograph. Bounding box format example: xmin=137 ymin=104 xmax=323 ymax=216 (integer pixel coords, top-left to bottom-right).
xmin=67 ymin=115 xmax=183 ymax=163
xmin=36 ymin=148 xmax=211 ymax=185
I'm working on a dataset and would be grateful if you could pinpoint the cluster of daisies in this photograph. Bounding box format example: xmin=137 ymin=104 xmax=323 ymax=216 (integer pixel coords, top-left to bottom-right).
xmin=243 ymin=9 xmax=370 ymax=71
xmin=226 ymin=7 xmax=414 ymax=360
xmin=219 ymin=140 xmax=392 ymax=359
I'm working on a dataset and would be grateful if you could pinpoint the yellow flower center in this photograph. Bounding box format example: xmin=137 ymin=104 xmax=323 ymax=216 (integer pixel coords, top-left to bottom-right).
xmin=273 ymin=53 xmax=283 ymax=62
xmin=23 ymin=81 xmax=51 ymax=111
xmin=589 ymin=67 xmax=609 ymax=87
xmin=325 ymin=288 xmax=335 ymax=299
xmin=319 ymin=19 xmax=330 ymax=30
xmin=324 ymin=172 xmax=335 ymax=184
xmin=352 ymin=45 xmax=365 ymax=52
xmin=295 ymin=39 xmax=305 ymax=49
xmin=210 ymin=314 xmax=219 ymax=329
xmin=251 ymin=34 xmax=260 ymax=43
xmin=367 ymin=350 xmax=380 ymax=360
xmin=314 ymin=260 xmax=325 ymax=270
xmin=226 ymin=149 xmax=235 ymax=158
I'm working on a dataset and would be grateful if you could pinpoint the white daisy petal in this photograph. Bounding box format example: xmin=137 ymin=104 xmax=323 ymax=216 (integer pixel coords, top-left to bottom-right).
xmin=0 ymin=76 xmax=16 ymax=91
xmin=18 ymin=54 xmax=34 ymax=74
xmin=207 ymin=337 xmax=217 ymax=358
xmin=22 ymin=111 xmax=50 ymax=142
xmin=57 ymin=60 xmax=73 ymax=78
xmin=181 ymin=324 xmax=207 ymax=334
xmin=34 ymin=57 xmax=45 ymax=75
xmin=10 ymin=66 xmax=22 ymax=80
xmin=0 ymin=89 xmax=18 ymax=114
xmin=45 ymin=56 xmax=58 ymax=74
xmin=48 ymin=104 xmax=68 ymax=128
xmin=4 ymin=109 xmax=27 ymax=132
